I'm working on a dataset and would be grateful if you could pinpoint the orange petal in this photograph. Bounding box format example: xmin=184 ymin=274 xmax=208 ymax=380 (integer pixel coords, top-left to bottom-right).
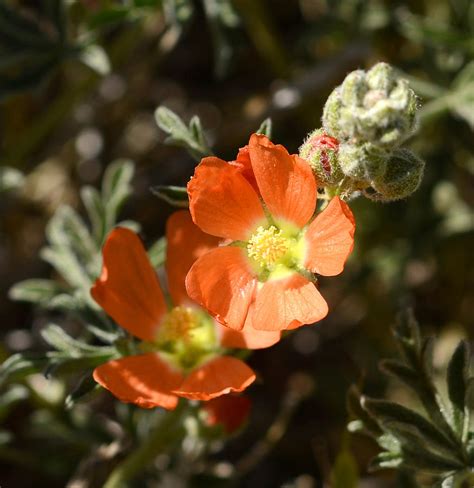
xmin=217 ymin=305 xmax=281 ymax=349
xmin=93 ymin=353 xmax=183 ymax=409
xmin=186 ymin=247 xmax=257 ymax=330
xmin=91 ymin=228 xmax=167 ymax=341
xmin=166 ymin=210 xmax=220 ymax=306
xmin=249 ymin=134 xmax=316 ymax=228
xmin=304 ymin=197 xmax=355 ymax=276
xmin=203 ymin=395 xmax=251 ymax=434
xmin=173 ymin=356 xmax=255 ymax=401
xmin=252 ymin=273 xmax=328 ymax=331
xmin=229 ymin=145 xmax=259 ymax=193
xmin=188 ymin=156 xmax=266 ymax=240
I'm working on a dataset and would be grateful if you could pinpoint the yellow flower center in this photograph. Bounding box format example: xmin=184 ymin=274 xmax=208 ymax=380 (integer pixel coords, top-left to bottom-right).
xmin=247 ymin=225 xmax=289 ymax=268
xmin=148 ymin=306 xmax=218 ymax=371
xmin=159 ymin=306 xmax=198 ymax=343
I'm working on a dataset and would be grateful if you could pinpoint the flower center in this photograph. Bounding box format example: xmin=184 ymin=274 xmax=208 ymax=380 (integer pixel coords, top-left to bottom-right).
xmin=151 ymin=306 xmax=218 ymax=371
xmin=159 ymin=306 xmax=198 ymax=343
xmin=247 ymin=225 xmax=289 ymax=268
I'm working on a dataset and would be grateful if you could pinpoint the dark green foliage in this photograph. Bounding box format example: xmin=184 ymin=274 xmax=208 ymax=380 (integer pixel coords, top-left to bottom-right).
xmin=349 ymin=311 xmax=474 ymax=486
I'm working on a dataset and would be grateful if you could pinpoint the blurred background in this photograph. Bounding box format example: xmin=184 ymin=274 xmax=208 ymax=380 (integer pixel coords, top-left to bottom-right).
xmin=0 ymin=0 xmax=473 ymax=486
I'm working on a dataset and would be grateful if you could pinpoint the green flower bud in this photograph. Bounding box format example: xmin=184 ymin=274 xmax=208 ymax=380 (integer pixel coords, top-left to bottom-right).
xmin=299 ymin=129 xmax=343 ymax=186
xmin=322 ymin=62 xmax=419 ymax=149
xmin=338 ymin=142 xmax=389 ymax=184
xmin=322 ymin=88 xmax=343 ymax=138
xmin=367 ymin=148 xmax=425 ymax=201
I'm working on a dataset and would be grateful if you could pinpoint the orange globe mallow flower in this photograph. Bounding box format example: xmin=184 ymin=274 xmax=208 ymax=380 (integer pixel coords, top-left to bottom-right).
xmin=186 ymin=133 xmax=355 ymax=332
xmin=91 ymin=211 xmax=280 ymax=410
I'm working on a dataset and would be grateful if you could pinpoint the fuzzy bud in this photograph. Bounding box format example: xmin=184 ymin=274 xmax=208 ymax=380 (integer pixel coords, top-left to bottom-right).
xmin=322 ymin=62 xmax=419 ymax=149
xmin=299 ymin=129 xmax=343 ymax=186
xmin=338 ymin=142 xmax=388 ymax=185
xmin=367 ymin=148 xmax=425 ymax=201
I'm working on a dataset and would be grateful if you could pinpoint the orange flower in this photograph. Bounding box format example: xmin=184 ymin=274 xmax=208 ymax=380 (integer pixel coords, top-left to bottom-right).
xmin=186 ymin=134 xmax=355 ymax=332
xmin=203 ymin=395 xmax=251 ymax=434
xmin=91 ymin=211 xmax=280 ymax=410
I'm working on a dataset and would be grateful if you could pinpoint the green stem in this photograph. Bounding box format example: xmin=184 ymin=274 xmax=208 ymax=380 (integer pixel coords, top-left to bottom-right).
xmin=103 ymin=402 xmax=187 ymax=488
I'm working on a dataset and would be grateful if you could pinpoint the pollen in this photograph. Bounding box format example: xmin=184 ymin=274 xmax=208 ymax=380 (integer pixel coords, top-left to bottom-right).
xmin=160 ymin=306 xmax=198 ymax=342
xmin=247 ymin=225 xmax=289 ymax=268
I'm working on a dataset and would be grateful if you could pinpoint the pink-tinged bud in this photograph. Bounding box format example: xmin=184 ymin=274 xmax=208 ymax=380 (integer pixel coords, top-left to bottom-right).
xmin=299 ymin=128 xmax=343 ymax=186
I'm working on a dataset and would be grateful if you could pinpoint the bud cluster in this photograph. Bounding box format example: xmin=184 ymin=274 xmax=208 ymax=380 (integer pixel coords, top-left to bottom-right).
xmin=300 ymin=63 xmax=425 ymax=201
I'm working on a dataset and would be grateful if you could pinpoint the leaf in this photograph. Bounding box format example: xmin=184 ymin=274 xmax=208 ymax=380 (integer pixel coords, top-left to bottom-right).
xmin=202 ymin=0 xmax=239 ymax=78
xmin=447 ymin=341 xmax=470 ymax=435
xmin=401 ymin=441 xmax=464 ymax=474
xmin=155 ymin=106 xmax=188 ymax=134
xmin=393 ymin=308 xmax=422 ymax=366
xmin=81 ymin=186 xmax=106 ymax=246
xmin=150 ymin=185 xmax=189 ymax=208
xmin=0 ymin=385 xmax=29 ymax=421
xmin=368 ymin=451 xmax=403 ymax=471
xmin=86 ymin=324 xmax=120 ymax=344
xmin=450 ymin=61 xmax=474 ymax=130
xmin=148 ymin=237 xmax=167 ymax=268
xmin=102 ymin=159 xmax=135 ymax=235
xmin=65 ymin=372 xmax=99 ymax=409
xmin=47 ymin=205 xmax=100 ymax=275
xmin=44 ymin=354 xmax=115 ymax=377
xmin=0 ymin=2 xmax=68 ymax=98
xmin=9 ymin=279 xmax=66 ymax=304
xmin=256 ymin=118 xmax=272 ymax=138
xmin=362 ymin=398 xmax=459 ymax=456
xmin=380 ymin=360 xmax=421 ymax=390
xmin=87 ymin=7 xmax=130 ymax=30
xmin=346 ymin=385 xmax=382 ymax=437
xmin=0 ymin=353 xmax=49 ymax=386
xmin=155 ymin=106 xmax=212 ymax=160
xmin=40 ymin=324 xmax=115 ymax=357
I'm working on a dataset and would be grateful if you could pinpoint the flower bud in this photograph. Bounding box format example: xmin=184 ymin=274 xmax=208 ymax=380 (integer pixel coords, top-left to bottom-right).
xmin=322 ymin=62 xmax=419 ymax=149
xmin=338 ymin=142 xmax=388 ymax=185
xmin=367 ymin=148 xmax=425 ymax=201
xmin=299 ymin=129 xmax=343 ymax=186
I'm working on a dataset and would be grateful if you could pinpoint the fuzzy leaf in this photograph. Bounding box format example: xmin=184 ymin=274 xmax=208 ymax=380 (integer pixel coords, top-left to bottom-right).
xmin=347 ymin=385 xmax=383 ymax=437
xmin=0 ymin=353 xmax=49 ymax=386
xmin=155 ymin=106 xmax=212 ymax=160
xmin=362 ymin=398 xmax=458 ymax=456
xmin=401 ymin=441 xmax=464 ymax=474
xmin=41 ymin=324 xmax=115 ymax=357
xmin=368 ymin=451 xmax=403 ymax=471
xmin=81 ymin=186 xmax=106 ymax=245
xmin=447 ymin=341 xmax=470 ymax=435
xmin=9 ymin=279 xmax=65 ymax=304
xmin=102 ymin=159 xmax=135 ymax=233
xmin=150 ymin=185 xmax=189 ymax=208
